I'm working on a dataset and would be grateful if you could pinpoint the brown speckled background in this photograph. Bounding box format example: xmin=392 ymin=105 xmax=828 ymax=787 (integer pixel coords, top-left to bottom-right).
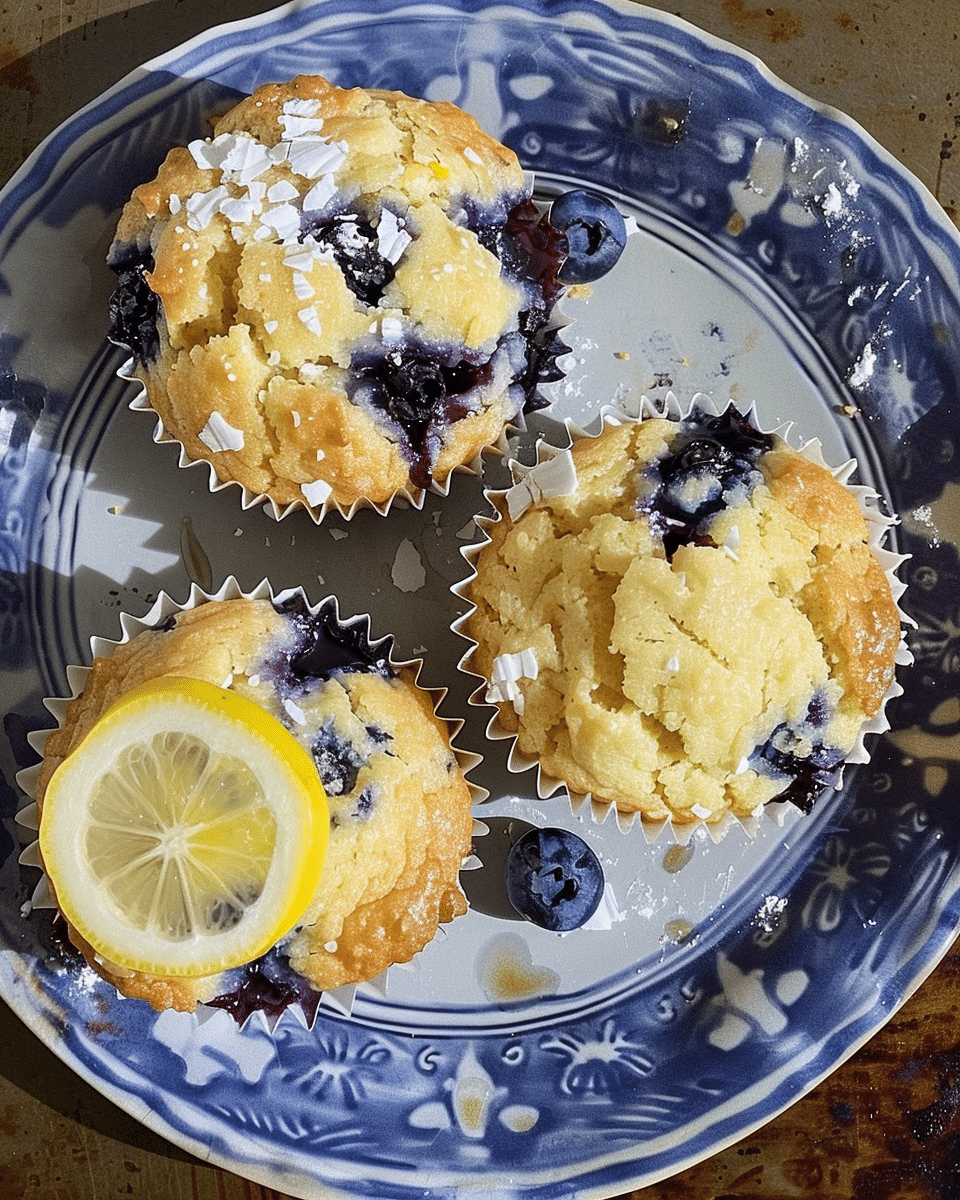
xmin=2 ymin=1 xmax=960 ymax=1196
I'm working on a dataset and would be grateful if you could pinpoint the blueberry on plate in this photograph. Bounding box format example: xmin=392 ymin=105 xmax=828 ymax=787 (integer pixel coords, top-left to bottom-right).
xmin=505 ymin=826 xmax=605 ymax=931
xmin=549 ymin=189 xmax=628 ymax=284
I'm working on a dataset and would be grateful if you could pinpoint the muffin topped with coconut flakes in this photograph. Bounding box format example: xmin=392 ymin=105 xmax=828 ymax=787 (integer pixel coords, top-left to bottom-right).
xmin=107 ymin=73 xmax=568 ymax=517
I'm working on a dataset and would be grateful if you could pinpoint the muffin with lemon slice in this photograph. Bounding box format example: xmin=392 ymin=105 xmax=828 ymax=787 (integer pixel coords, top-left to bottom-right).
xmin=32 ymin=587 xmax=473 ymax=1013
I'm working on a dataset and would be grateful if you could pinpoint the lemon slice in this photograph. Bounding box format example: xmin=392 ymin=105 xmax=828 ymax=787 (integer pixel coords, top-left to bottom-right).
xmin=39 ymin=675 xmax=328 ymax=978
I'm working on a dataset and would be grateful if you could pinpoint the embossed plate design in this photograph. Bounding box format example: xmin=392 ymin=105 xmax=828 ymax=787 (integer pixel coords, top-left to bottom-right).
xmin=1 ymin=0 xmax=960 ymax=1196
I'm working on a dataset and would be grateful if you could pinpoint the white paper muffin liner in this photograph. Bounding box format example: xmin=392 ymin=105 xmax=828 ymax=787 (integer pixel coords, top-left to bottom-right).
xmin=452 ymin=393 xmax=912 ymax=845
xmin=121 ymin=358 xmax=519 ymax=524
xmin=15 ymin=575 xmax=483 ymax=1023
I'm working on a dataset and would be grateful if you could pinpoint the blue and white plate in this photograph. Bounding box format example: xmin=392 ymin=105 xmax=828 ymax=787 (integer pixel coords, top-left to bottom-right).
xmin=2 ymin=1 xmax=959 ymax=1196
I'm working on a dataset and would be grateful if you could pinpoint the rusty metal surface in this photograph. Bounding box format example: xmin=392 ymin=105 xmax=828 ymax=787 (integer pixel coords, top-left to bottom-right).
xmin=2 ymin=0 xmax=960 ymax=1196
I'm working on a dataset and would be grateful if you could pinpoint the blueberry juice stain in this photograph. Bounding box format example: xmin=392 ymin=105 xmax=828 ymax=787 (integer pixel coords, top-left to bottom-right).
xmin=301 ymin=212 xmax=397 ymax=307
xmin=205 ymin=597 xmax=395 ymax=1024
xmin=639 ymin=405 xmax=773 ymax=559
xmin=347 ymin=197 xmax=569 ymax=490
xmin=106 ymin=242 xmax=161 ymax=365
xmin=753 ymin=694 xmax=847 ymax=814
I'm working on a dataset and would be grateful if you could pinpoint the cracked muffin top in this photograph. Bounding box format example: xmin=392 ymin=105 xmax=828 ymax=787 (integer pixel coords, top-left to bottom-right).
xmin=108 ymin=74 xmax=567 ymax=516
xmin=464 ymin=408 xmax=902 ymax=826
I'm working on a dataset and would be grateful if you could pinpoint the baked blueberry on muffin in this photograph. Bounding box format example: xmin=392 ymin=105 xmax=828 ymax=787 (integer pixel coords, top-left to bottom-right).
xmin=34 ymin=594 xmax=473 ymax=1013
xmin=108 ymin=74 xmax=568 ymax=516
xmin=461 ymin=406 xmax=903 ymax=825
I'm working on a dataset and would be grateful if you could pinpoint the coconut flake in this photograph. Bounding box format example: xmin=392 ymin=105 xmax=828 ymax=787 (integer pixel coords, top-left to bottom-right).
xmin=376 ymin=209 xmax=412 ymax=264
xmin=283 ymin=240 xmax=335 ymax=271
xmin=283 ymin=98 xmax=322 ymax=117
xmin=259 ymin=203 xmax=301 ymax=240
xmin=392 ymin=539 xmax=426 ymax=593
xmin=380 ymin=316 xmax=404 ymax=342
xmin=292 ymin=272 xmax=315 ymax=299
xmin=298 ymin=306 xmax=323 ymax=336
xmin=185 ymin=186 xmax=230 ymax=232
xmin=302 ymin=175 xmax=338 ymax=212
xmin=188 ymin=136 xmax=232 ymax=172
xmin=723 ymin=524 xmax=741 ymax=561
xmin=265 ymin=179 xmax=299 ymax=203
xmin=301 ymin=478 xmax=333 ymax=507
xmin=506 ymin=448 xmax=579 ymax=520
xmin=219 ymin=194 xmax=262 ymax=225
xmin=486 ymin=648 xmax=539 ymax=711
xmin=286 ymin=136 xmax=348 ymax=180
xmin=198 ymin=412 xmax=245 ymax=453
xmin=280 ymin=114 xmax=327 ymax=138
xmin=218 ymin=135 xmax=276 ymax=186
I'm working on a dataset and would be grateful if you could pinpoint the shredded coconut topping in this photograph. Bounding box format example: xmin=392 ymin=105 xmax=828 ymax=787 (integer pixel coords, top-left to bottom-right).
xmin=259 ymin=203 xmax=301 ymax=240
xmin=298 ymin=305 xmax=322 ymax=335
xmin=376 ymin=208 xmax=412 ymax=264
xmin=486 ymin=648 xmax=539 ymax=712
xmin=506 ymin=449 xmax=579 ymax=520
xmin=280 ymin=114 xmax=326 ymax=138
xmin=267 ymin=179 xmax=300 ymax=203
xmin=198 ymin=411 xmax=245 ymax=453
xmin=301 ymin=478 xmax=333 ymax=506
xmin=302 ymin=175 xmax=337 ymax=212
xmin=292 ymin=271 xmax=315 ymax=299
xmin=185 ymin=186 xmax=230 ymax=231
xmin=282 ymin=97 xmax=322 ymax=117
xmin=219 ymin=195 xmax=262 ymax=225
xmin=218 ymin=135 xmax=276 ymax=186
xmin=285 ymin=136 xmax=348 ymax=180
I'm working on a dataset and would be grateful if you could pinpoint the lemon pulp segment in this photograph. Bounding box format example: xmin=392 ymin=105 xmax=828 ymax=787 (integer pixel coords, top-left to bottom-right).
xmin=39 ymin=676 xmax=328 ymax=978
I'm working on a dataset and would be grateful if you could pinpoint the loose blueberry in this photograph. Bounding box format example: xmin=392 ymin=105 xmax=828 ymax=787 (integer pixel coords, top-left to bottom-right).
xmin=505 ymin=827 xmax=605 ymax=932
xmin=549 ymin=190 xmax=628 ymax=284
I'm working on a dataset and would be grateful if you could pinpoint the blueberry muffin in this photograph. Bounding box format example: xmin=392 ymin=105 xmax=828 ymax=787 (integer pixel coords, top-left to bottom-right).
xmin=108 ymin=74 xmax=567 ymax=515
xmin=35 ymin=595 xmax=473 ymax=1011
xmin=462 ymin=407 xmax=902 ymax=825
